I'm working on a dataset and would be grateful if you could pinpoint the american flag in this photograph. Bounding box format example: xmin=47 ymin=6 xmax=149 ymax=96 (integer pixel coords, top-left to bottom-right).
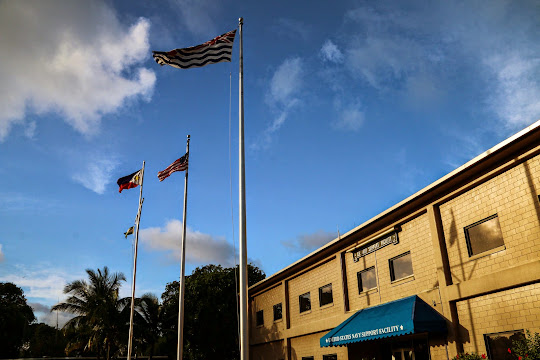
xmin=152 ymin=30 xmax=236 ymax=69
xmin=158 ymin=153 xmax=189 ymax=181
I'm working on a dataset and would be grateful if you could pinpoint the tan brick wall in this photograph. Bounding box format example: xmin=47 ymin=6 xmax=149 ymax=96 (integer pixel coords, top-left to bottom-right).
xmin=456 ymin=282 xmax=540 ymax=355
xmin=288 ymin=257 xmax=343 ymax=329
xmin=252 ymin=283 xmax=285 ymax=343
xmin=346 ymin=214 xmax=439 ymax=311
xmin=251 ymin=339 xmax=286 ymax=360
xmin=290 ymin=331 xmax=348 ymax=360
xmin=440 ymin=157 xmax=540 ymax=284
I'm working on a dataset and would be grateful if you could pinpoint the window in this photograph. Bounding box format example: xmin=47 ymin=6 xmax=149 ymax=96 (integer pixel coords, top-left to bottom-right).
xmin=302 ymin=357 xmax=314 ymax=360
xmin=319 ymin=283 xmax=333 ymax=306
xmin=273 ymin=303 xmax=282 ymax=321
xmin=357 ymin=267 xmax=377 ymax=293
xmin=256 ymin=310 xmax=264 ymax=326
xmin=484 ymin=330 xmax=525 ymax=360
xmin=323 ymin=355 xmax=338 ymax=360
xmin=389 ymin=251 xmax=413 ymax=281
xmin=465 ymin=214 xmax=504 ymax=257
xmin=299 ymin=292 xmax=311 ymax=313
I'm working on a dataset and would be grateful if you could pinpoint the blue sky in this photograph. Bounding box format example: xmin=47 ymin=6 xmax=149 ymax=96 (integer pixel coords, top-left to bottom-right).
xmin=1 ymin=0 xmax=539 ymax=326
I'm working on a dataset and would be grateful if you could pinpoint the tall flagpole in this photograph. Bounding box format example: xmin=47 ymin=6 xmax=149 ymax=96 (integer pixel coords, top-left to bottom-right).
xmin=127 ymin=161 xmax=145 ymax=360
xmin=177 ymin=135 xmax=190 ymax=360
xmin=238 ymin=17 xmax=249 ymax=360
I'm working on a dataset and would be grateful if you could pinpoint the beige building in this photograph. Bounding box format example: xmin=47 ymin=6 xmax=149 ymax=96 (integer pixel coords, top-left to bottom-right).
xmin=249 ymin=120 xmax=540 ymax=360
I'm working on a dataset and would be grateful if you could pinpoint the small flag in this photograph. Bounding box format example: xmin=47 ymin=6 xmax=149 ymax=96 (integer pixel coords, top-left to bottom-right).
xmin=124 ymin=226 xmax=134 ymax=238
xmin=117 ymin=170 xmax=142 ymax=193
xmin=152 ymin=29 xmax=236 ymax=69
xmin=158 ymin=153 xmax=189 ymax=181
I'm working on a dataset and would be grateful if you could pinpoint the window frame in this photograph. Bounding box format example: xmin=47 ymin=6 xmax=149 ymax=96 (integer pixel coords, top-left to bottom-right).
xmin=318 ymin=283 xmax=334 ymax=307
xmin=389 ymin=251 xmax=413 ymax=282
xmin=299 ymin=291 xmax=311 ymax=313
xmin=301 ymin=357 xmax=314 ymax=360
xmin=255 ymin=310 xmax=264 ymax=326
xmin=357 ymin=266 xmax=377 ymax=293
xmin=323 ymin=354 xmax=338 ymax=360
xmin=484 ymin=329 xmax=525 ymax=360
xmin=273 ymin=303 xmax=282 ymax=321
xmin=464 ymin=214 xmax=505 ymax=257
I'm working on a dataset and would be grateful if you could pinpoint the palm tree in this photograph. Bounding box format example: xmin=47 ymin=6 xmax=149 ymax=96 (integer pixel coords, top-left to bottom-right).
xmin=137 ymin=293 xmax=162 ymax=360
xmin=52 ymin=267 xmax=130 ymax=360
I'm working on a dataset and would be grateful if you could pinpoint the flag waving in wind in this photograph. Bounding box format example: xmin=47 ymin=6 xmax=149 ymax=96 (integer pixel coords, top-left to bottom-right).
xmin=117 ymin=170 xmax=142 ymax=193
xmin=152 ymin=29 xmax=236 ymax=69
xmin=158 ymin=153 xmax=189 ymax=181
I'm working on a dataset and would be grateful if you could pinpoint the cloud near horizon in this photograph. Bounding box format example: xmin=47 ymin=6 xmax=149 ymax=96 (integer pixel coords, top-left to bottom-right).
xmin=282 ymin=230 xmax=337 ymax=253
xmin=0 ymin=244 xmax=4 ymax=262
xmin=140 ymin=219 xmax=236 ymax=266
xmin=0 ymin=0 xmax=156 ymax=141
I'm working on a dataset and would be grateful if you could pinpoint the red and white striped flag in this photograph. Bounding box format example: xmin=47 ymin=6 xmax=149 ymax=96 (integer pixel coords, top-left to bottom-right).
xmin=158 ymin=153 xmax=189 ymax=181
xmin=152 ymin=30 xmax=236 ymax=69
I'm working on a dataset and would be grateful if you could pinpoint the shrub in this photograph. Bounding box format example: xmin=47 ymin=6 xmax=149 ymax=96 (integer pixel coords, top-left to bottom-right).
xmin=512 ymin=331 xmax=540 ymax=360
xmin=452 ymin=352 xmax=488 ymax=360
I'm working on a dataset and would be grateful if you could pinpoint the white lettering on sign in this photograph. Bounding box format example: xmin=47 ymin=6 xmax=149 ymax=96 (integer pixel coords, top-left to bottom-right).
xmin=325 ymin=325 xmax=403 ymax=344
xmin=352 ymin=233 xmax=398 ymax=262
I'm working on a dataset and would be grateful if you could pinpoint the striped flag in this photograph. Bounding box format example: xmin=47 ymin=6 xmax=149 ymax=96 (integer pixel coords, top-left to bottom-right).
xmin=152 ymin=30 xmax=236 ymax=69
xmin=158 ymin=153 xmax=189 ymax=181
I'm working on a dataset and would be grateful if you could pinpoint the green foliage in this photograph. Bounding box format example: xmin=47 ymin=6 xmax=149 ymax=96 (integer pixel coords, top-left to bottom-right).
xmin=21 ymin=323 xmax=67 ymax=357
xmin=452 ymin=352 xmax=488 ymax=360
xmin=52 ymin=266 xmax=130 ymax=360
xmin=0 ymin=282 xmax=35 ymax=359
xmin=512 ymin=331 xmax=540 ymax=360
xmin=160 ymin=264 xmax=266 ymax=360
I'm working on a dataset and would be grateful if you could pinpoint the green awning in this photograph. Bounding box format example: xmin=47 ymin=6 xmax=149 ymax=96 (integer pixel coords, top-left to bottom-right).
xmin=320 ymin=295 xmax=447 ymax=347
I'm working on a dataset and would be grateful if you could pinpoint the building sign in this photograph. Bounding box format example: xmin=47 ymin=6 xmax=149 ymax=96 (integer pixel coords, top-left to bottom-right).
xmin=352 ymin=233 xmax=399 ymax=262
xmin=325 ymin=324 xmax=405 ymax=344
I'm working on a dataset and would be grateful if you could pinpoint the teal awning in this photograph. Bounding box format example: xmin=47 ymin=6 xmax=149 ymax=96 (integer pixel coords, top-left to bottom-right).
xmin=320 ymin=295 xmax=447 ymax=347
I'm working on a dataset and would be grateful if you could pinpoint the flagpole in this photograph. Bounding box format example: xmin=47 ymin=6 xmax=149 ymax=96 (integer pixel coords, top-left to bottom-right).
xmin=238 ymin=17 xmax=249 ymax=360
xmin=127 ymin=160 xmax=145 ymax=360
xmin=177 ymin=135 xmax=190 ymax=360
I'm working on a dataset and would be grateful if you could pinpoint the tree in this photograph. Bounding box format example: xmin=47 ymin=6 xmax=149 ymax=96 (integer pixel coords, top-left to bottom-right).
xmin=137 ymin=293 xmax=163 ymax=360
xmin=21 ymin=323 xmax=66 ymax=357
xmin=52 ymin=267 xmax=130 ymax=360
xmin=160 ymin=264 xmax=266 ymax=360
xmin=0 ymin=282 xmax=36 ymax=359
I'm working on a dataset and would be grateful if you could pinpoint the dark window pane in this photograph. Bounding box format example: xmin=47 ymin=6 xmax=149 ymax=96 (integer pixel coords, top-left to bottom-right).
xmin=358 ymin=267 xmax=377 ymax=293
xmin=319 ymin=284 xmax=333 ymax=306
xmin=323 ymin=355 xmax=338 ymax=360
xmin=302 ymin=357 xmax=314 ymax=360
xmin=256 ymin=310 xmax=264 ymax=326
xmin=299 ymin=292 xmax=311 ymax=313
xmin=273 ymin=303 xmax=282 ymax=321
xmin=390 ymin=252 xmax=413 ymax=281
xmin=466 ymin=215 xmax=504 ymax=256
xmin=485 ymin=330 xmax=525 ymax=360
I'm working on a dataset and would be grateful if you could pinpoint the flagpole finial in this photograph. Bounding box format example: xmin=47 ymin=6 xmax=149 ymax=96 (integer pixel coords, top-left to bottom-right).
xmin=239 ymin=17 xmax=243 ymax=25
xmin=187 ymin=134 xmax=190 ymax=140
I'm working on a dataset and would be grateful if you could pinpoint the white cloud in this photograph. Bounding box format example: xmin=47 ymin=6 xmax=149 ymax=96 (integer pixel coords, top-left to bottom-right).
xmin=253 ymin=58 xmax=304 ymax=150
xmin=24 ymin=121 xmax=37 ymax=139
xmin=320 ymin=40 xmax=344 ymax=63
xmin=0 ymin=264 xmax=84 ymax=305
xmin=29 ymin=302 xmax=75 ymax=328
xmin=140 ymin=219 xmax=236 ymax=266
xmin=333 ymin=100 xmax=364 ymax=131
xmin=72 ymin=155 xmax=119 ymax=194
xmin=169 ymin=0 xmax=219 ymax=38
xmin=282 ymin=230 xmax=336 ymax=252
xmin=271 ymin=18 xmax=311 ymax=41
xmin=0 ymin=192 xmax=61 ymax=212
xmin=0 ymin=1 xmax=156 ymax=141
xmin=0 ymin=244 xmax=4 ymax=262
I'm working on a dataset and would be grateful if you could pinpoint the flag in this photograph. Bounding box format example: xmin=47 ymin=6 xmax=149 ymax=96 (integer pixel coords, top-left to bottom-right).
xmin=124 ymin=226 xmax=134 ymax=238
xmin=158 ymin=153 xmax=189 ymax=181
xmin=117 ymin=170 xmax=142 ymax=193
xmin=152 ymin=29 xmax=236 ymax=69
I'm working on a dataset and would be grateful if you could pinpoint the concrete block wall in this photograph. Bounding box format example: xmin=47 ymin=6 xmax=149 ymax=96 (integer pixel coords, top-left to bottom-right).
xmin=290 ymin=332 xmax=347 ymax=360
xmin=288 ymin=257 xmax=343 ymax=329
xmin=456 ymin=282 xmax=540 ymax=355
xmin=251 ymin=283 xmax=285 ymax=344
xmin=250 ymin=339 xmax=286 ymax=360
xmin=440 ymin=156 xmax=540 ymax=284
